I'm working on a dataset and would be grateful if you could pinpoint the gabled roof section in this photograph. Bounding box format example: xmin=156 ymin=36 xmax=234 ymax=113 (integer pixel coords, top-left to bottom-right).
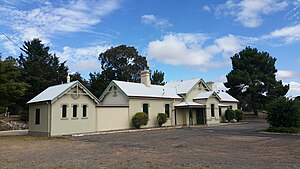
xmin=27 ymin=81 xmax=99 ymax=104
xmin=100 ymin=80 xmax=181 ymax=101
xmin=194 ymin=91 xmax=238 ymax=102
xmin=194 ymin=91 xmax=220 ymax=100
xmin=164 ymin=78 xmax=210 ymax=95
xmin=217 ymin=91 xmax=239 ymax=102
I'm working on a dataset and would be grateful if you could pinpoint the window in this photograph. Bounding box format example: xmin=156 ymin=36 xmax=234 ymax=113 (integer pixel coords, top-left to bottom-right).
xmin=73 ymin=105 xmax=77 ymax=118
xmin=35 ymin=109 xmax=40 ymax=125
xmin=165 ymin=104 xmax=170 ymax=118
xmin=62 ymin=105 xmax=67 ymax=118
xmin=82 ymin=105 xmax=87 ymax=117
xmin=219 ymin=107 xmax=222 ymax=117
xmin=211 ymin=104 xmax=215 ymax=117
xmin=229 ymin=105 xmax=233 ymax=110
xmin=143 ymin=103 xmax=149 ymax=115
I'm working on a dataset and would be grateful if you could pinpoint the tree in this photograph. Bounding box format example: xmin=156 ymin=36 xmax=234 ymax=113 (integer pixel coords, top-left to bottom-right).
xmin=224 ymin=47 xmax=289 ymax=116
xmin=151 ymin=70 xmax=165 ymax=85
xmin=70 ymin=72 xmax=88 ymax=86
xmin=18 ymin=39 xmax=68 ymax=107
xmin=0 ymin=56 xmax=27 ymax=113
xmin=91 ymin=45 xmax=149 ymax=96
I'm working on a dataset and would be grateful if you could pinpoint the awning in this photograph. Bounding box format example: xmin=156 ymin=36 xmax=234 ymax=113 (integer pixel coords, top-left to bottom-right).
xmin=218 ymin=104 xmax=230 ymax=107
xmin=175 ymin=101 xmax=206 ymax=108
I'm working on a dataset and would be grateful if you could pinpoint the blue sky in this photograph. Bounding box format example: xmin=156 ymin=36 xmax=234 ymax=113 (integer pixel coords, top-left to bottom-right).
xmin=0 ymin=0 xmax=300 ymax=97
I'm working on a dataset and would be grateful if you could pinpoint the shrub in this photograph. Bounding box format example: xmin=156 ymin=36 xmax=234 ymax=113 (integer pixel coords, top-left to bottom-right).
xmin=132 ymin=112 xmax=148 ymax=129
xmin=235 ymin=109 xmax=244 ymax=122
xmin=225 ymin=109 xmax=235 ymax=122
xmin=157 ymin=113 xmax=167 ymax=127
xmin=266 ymin=97 xmax=300 ymax=128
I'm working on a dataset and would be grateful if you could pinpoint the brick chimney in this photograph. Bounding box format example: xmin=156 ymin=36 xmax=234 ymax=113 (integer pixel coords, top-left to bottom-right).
xmin=141 ymin=70 xmax=151 ymax=87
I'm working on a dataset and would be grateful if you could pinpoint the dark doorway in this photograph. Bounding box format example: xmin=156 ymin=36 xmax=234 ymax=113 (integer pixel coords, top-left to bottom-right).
xmin=196 ymin=108 xmax=205 ymax=125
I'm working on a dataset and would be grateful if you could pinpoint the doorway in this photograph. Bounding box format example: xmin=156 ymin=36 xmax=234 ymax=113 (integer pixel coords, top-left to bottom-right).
xmin=196 ymin=108 xmax=205 ymax=125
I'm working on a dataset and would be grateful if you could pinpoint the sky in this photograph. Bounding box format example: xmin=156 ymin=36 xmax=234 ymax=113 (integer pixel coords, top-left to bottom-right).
xmin=0 ymin=0 xmax=300 ymax=97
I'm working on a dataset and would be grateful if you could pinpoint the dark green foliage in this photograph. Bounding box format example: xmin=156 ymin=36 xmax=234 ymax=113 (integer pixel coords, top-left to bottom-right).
xmin=88 ymin=72 xmax=109 ymax=98
xmin=151 ymin=70 xmax=165 ymax=85
xmin=224 ymin=47 xmax=289 ymax=116
xmin=157 ymin=113 xmax=167 ymax=127
xmin=70 ymin=72 xmax=89 ymax=86
xmin=132 ymin=112 xmax=148 ymax=129
xmin=225 ymin=109 xmax=236 ymax=122
xmin=18 ymin=39 xmax=68 ymax=107
xmin=0 ymin=56 xmax=28 ymax=114
xmin=99 ymin=45 xmax=148 ymax=82
xmin=266 ymin=127 xmax=300 ymax=133
xmin=89 ymin=45 xmax=149 ymax=97
xmin=266 ymin=97 xmax=300 ymax=128
xmin=19 ymin=111 xmax=29 ymax=121
xmin=235 ymin=109 xmax=244 ymax=122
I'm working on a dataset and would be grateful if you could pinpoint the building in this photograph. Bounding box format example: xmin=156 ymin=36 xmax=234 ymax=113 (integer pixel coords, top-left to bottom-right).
xmin=27 ymin=70 xmax=238 ymax=136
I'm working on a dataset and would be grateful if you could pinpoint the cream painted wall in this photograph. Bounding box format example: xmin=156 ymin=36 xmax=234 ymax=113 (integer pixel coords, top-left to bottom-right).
xmin=97 ymin=107 xmax=130 ymax=131
xmin=128 ymin=98 xmax=179 ymax=127
xmin=185 ymin=83 xmax=209 ymax=102
xmin=28 ymin=103 xmax=49 ymax=135
xmin=50 ymin=88 xmax=97 ymax=136
xmin=194 ymin=97 xmax=220 ymax=125
xmin=101 ymin=89 xmax=128 ymax=106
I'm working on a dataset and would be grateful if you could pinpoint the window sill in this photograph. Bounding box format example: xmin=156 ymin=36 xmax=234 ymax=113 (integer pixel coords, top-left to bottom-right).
xmin=81 ymin=117 xmax=88 ymax=119
xmin=71 ymin=117 xmax=78 ymax=120
xmin=60 ymin=118 xmax=68 ymax=120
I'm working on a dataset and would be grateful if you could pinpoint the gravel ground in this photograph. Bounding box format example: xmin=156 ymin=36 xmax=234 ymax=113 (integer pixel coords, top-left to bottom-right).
xmin=0 ymin=120 xmax=299 ymax=169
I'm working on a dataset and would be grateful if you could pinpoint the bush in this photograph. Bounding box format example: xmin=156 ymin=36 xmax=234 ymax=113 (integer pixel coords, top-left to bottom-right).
xmin=235 ymin=109 xmax=244 ymax=122
xmin=157 ymin=113 xmax=167 ymax=127
xmin=19 ymin=111 xmax=29 ymax=122
xmin=132 ymin=112 xmax=148 ymax=129
xmin=225 ymin=109 xmax=236 ymax=122
xmin=266 ymin=97 xmax=300 ymax=128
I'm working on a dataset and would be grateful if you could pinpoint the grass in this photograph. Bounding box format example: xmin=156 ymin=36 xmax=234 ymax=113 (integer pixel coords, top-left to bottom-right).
xmin=266 ymin=127 xmax=300 ymax=133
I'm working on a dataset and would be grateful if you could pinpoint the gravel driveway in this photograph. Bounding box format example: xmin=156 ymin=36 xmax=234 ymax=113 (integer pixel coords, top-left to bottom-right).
xmin=0 ymin=120 xmax=299 ymax=169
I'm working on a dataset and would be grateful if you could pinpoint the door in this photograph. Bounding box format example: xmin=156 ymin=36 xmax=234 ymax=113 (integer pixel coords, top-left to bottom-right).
xmin=196 ymin=108 xmax=205 ymax=125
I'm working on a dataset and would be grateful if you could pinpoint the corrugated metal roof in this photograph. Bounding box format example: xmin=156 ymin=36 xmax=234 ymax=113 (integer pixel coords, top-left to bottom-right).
xmin=113 ymin=80 xmax=181 ymax=99
xmin=27 ymin=81 xmax=100 ymax=104
xmin=175 ymin=101 xmax=205 ymax=107
xmin=164 ymin=78 xmax=201 ymax=94
xmin=194 ymin=91 xmax=238 ymax=102
xmin=27 ymin=81 xmax=77 ymax=104
xmin=217 ymin=92 xmax=239 ymax=102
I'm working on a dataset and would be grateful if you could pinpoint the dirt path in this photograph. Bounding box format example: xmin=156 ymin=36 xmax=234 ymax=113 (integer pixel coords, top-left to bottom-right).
xmin=0 ymin=121 xmax=299 ymax=169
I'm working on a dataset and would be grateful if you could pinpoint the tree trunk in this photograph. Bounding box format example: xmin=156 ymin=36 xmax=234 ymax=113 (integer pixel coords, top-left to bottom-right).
xmin=251 ymin=94 xmax=258 ymax=116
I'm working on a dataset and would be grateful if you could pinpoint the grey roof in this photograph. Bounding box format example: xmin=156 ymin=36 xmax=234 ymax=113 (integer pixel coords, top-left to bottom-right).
xmin=27 ymin=81 xmax=99 ymax=104
xmin=164 ymin=78 xmax=203 ymax=94
xmin=217 ymin=92 xmax=239 ymax=102
xmin=112 ymin=80 xmax=181 ymax=99
xmin=194 ymin=91 xmax=238 ymax=102
xmin=194 ymin=91 xmax=215 ymax=100
xmin=175 ymin=101 xmax=205 ymax=107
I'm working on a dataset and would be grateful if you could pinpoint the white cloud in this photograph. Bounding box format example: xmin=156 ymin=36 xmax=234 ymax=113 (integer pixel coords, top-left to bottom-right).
xmin=202 ymin=5 xmax=211 ymax=12
xmin=217 ymin=0 xmax=288 ymax=27
xmin=268 ymin=24 xmax=300 ymax=44
xmin=286 ymin=81 xmax=300 ymax=97
xmin=54 ymin=45 xmax=110 ymax=73
xmin=0 ymin=0 xmax=120 ymax=48
xmin=147 ymin=33 xmax=249 ymax=67
xmin=141 ymin=14 xmax=172 ymax=29
xmin=276 ymin=70 xmax=300 ymax=80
